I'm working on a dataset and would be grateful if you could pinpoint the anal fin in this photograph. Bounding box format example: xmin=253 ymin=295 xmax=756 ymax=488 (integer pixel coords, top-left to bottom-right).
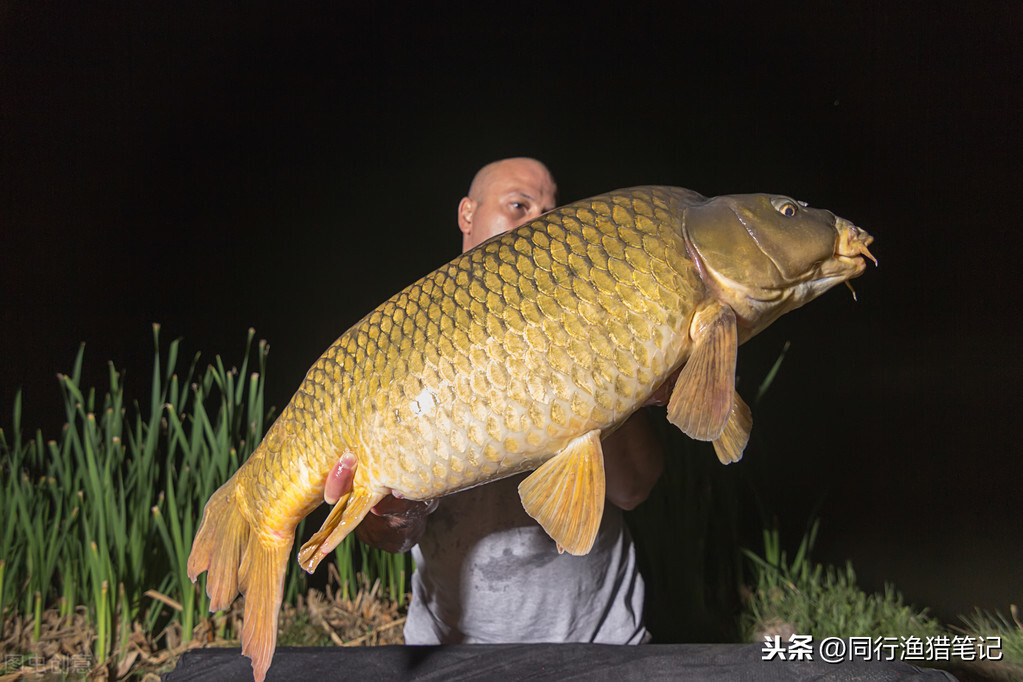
xmin=297 ymin=487 xmax=385 ymax=572
xmin=518 ymin=429 xmax=605 ymax=556
xmin=667 ymin=302 xmax=738 ymax=441
xmin=712 ymin=392 xmax=752 ymax=464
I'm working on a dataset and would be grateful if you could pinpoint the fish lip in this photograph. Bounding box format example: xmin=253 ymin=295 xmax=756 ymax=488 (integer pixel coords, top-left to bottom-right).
xmin=830 ymin=252 xmax=869 ymax=280
xmin=834 ymin=218 xmax=877 ymax=267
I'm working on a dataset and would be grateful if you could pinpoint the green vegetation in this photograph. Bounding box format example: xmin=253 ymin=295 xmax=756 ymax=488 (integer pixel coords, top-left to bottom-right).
xmin=0 ymin=326 xmax=410 ymax=674
xmin=739 ymin=522 xmax=1023 ymax=679
xmin=957 ymin=606 xmax=1023 ymax=674
xmin=740 ymin=520 xmax=944 ymax=642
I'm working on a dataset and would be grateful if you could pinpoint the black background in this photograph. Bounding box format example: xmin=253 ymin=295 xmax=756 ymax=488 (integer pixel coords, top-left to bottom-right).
xmin=2 ymin=2 xmax=1020 ymax=625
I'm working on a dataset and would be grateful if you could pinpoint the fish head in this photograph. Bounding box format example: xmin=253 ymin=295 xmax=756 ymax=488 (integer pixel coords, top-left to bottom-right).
xmin=683 ymin=193 xmax=875 ymax=338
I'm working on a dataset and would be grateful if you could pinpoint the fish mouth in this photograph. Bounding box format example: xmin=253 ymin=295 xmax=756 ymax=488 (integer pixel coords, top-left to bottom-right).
xmin=834 ymin=218 xmax=877 ymax=273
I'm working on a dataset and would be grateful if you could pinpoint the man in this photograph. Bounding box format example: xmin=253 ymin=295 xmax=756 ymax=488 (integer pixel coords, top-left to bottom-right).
xmin=323 ymin=157 xmax=664 ymax=644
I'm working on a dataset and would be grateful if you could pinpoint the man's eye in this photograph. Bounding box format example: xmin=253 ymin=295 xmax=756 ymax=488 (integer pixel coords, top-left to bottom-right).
xmin=511 ymin=202 xmax=527 ymax=212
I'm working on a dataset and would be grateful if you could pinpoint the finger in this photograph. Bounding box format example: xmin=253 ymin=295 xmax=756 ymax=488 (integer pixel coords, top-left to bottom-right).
xmin=324 ymin=452 xmax=357 ymax=505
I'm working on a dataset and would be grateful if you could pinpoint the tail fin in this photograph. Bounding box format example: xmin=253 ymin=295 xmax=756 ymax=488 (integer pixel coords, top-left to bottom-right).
xmin=187 ymin=475 xmax=249 ymax=610
xmin=237 ymin=532 xmax=291 ymax=682
xmin=186 ymin=475 xmax=291 ymax=682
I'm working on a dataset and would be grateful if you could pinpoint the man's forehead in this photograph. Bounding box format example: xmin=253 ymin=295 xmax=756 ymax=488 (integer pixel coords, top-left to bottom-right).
xmin=487 ymin=167 xmax=555 ymax=198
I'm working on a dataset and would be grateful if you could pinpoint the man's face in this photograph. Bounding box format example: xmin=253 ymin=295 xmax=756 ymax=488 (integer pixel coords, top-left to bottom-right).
xmin=459 ymin=159 xmax=558 ymax=252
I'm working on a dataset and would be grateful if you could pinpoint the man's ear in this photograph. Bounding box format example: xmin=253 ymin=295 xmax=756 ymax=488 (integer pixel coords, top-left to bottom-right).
xmin=457 ymin=196 xmax=474 ymax=236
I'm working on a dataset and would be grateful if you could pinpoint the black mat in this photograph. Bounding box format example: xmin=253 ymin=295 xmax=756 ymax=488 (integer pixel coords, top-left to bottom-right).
xmin=164 ymin=643 xmax=957 ymax=681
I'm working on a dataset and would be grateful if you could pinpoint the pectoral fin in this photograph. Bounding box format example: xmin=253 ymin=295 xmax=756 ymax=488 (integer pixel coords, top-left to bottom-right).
xmin=518 ymin=429 xmax=605 ymax=556
xmin=667 ymin=302 xmax=738 ymax=441
xmin=712 ymin=392 xmax=752 ymax=464
xmin=297 ymin=487 xmax=385 ymax=573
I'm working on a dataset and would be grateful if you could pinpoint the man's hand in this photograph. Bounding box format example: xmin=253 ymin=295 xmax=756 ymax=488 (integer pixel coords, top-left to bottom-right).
xmin=322 ymin=455 xmax=437 ymax=554
xmin=355 ymin=493 xmax=438 ymax=554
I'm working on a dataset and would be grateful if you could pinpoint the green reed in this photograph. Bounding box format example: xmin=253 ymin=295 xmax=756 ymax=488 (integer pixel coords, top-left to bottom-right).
xmin=0 ymin=325 xmax=412 ymax=665
xmin=958 ymin=605 xmax=1023 ymax=668
xmin=740 ymin=520 xmax=944 ymax=641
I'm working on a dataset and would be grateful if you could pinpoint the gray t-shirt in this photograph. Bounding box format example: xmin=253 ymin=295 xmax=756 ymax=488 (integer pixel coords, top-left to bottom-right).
xmin=404 ymin=473 xmax=647 ymax=645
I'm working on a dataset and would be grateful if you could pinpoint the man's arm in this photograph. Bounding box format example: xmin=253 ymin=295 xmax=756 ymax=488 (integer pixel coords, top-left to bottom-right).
xmin=601 ymin=409 xmax=665 ymax=511
xmin=323 ymin=454 xmax=436 ymax=554
xmin=599 ymin=370 xmax=677 ymax=510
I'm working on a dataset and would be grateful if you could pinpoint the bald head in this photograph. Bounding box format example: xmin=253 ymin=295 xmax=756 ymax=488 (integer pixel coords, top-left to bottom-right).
xmin=458 ymin=158 xmax=558 ymax=252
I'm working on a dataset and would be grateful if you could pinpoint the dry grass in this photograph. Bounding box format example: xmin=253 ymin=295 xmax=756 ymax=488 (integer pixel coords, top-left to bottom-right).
xmin=277 ymin=567 xmax=406 ymax=648
xmin=0 ymin=572 xmax=405 ymax=680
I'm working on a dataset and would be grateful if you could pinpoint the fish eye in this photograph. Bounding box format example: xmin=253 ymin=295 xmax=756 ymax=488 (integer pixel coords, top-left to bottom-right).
xmin=771 ymin=197 xmax=798 ymax=217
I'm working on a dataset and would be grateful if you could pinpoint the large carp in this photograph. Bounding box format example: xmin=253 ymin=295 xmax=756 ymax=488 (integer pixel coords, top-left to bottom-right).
xmin=187 ymin=186 xmax=875 ymax=680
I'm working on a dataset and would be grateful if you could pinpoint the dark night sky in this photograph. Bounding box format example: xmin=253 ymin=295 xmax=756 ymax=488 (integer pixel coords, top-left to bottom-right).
xmin=1 ymin=2 xmax=1020 ymax=623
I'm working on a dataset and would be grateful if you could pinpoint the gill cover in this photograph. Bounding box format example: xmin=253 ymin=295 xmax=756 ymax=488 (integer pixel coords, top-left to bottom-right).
xmin=684 ymin=194 xmax=838 ymax=290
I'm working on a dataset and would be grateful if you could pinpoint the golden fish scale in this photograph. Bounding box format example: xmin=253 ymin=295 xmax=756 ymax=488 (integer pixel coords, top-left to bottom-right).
xmin=241 ymin=187 xmax=707 ymax=533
